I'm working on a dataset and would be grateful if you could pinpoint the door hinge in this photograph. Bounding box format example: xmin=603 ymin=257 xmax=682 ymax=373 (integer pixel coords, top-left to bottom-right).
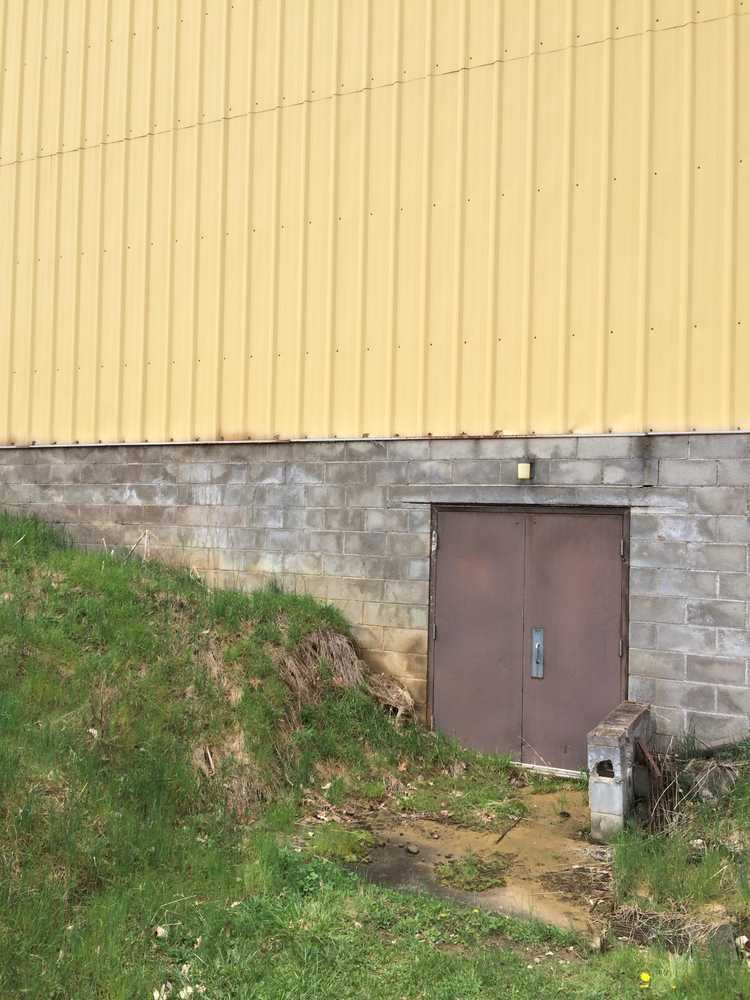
xmin=619 ymin=637 xmax=624 ymax=658
xmin=620 ymin=538 xmax=625 ymax=559
xmin=431 ymin=528 xmax=439 ymax=554
xmin=432 ymin=621 xmax=438 ymax=643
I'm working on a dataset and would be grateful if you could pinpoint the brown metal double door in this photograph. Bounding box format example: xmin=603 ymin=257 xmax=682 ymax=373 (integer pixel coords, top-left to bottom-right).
xmin=431 ymin=508 xmax=627 ymax=771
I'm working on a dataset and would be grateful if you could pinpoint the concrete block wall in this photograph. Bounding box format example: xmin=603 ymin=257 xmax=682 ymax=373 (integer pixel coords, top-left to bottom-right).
xmin=1 ymin=433 xmax=749 ymax=746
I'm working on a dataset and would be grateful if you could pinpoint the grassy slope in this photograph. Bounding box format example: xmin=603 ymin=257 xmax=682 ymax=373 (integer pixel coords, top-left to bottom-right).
xmin=0 ymin=514 xmax=747 ymax=999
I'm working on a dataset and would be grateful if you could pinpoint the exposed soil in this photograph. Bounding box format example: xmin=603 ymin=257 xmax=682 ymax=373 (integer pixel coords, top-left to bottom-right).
xmin=350 ymin=786 xmax=609 ymax=935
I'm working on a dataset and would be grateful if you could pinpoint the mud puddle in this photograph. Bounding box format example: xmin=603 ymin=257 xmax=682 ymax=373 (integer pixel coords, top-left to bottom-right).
xmin=352 ymin=788 xmax=610 ymax=935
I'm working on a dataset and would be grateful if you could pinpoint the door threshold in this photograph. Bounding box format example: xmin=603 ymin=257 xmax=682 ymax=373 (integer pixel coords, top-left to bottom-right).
xmin=515 ymin=762 xmax=586 ymax=780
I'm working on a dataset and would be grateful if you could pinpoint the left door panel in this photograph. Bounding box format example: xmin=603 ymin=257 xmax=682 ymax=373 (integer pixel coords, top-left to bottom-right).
xmin=431 ymin=510 xmax=525 ymax=756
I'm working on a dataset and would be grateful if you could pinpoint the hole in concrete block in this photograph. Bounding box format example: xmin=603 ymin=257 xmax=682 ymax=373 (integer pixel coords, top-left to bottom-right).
xmin=596 ymin=760 xmax=615 ymax=778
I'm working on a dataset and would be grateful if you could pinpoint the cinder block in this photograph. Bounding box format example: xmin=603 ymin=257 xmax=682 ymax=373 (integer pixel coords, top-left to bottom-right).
xmin=351 ymin=624 xmax=384 ymax=651
xmin=639 ymin=436 xmax=689 ymax=458
xmin=345 ymin=486 xmax=388 ymax=507
xmin=365 ymin=508 xmax=410 ymax=532
xmin=690 ymin=434 xmax=750 ymax=459
xmin=548 ymin=460 xmax=603 ymax=485
xmin=246 ymin=463 xmax=286 ymax=484
xmin=325 ymin=462 xmax=368 ymax=485
xmin=716 ymin=687 xmax=750 ymax=716
xmin=716 ymin=517 xmax=750 ymax=543
xmin=386 ymin=440 xmax=430 ymax=460
xmin=660 ymin=460 xmax=717 ymax=486
xmin=387 ymin=533 xmax=430 ymax=557
xmin=305 ymin=485 xmax=346 ymax=507
xmin=655 ymin=624 xmax=716 ymax=656
xmin=630 ymin=622 xmax=657 ymax=648
xmin=719 ymin=574 xmax=750 ymax=600
xmin=631 ymin=596 xmax=686 ymax=624
xmin=631 ymin=567 xmax=717 ymax=598
xmin=430 ymin=439 xmax=480 ymax=459
xmin=407 ymin=461 xmax=453 ymax=484
xmin=324 ymin=508 xmax=365 ymax=531
xmin=631 ymin=540 xmax=688 ymax=568
xmin=629 ymin=648 xmax=686 ymax=680
xmin=304 ymin=530 xmax=344 ymax=554
xmin=325 ymin=576 xmax=385 ymax=602
xmin=689 ymin=487 xmax=748 ymax=515
xmin=687 ymin=654 xmax=746 ymax=686
xmin=688 ymin=543 xmax=747 ymax=572
xmin=578 ymin=436 xmax=633 ymax=459
xmin=717 ymin=629 xmax=750 ymax=657
xmin=287 ymin=463 xmax=326 ymax=485
xmin=591 ymin=812 xmax=625 ymax=840
xmin=452 ymin=459 xmax=502 ymax=484
xmin=686 ymin=711 xmax=750 ymax=746
xmin=383 ymin=579 xmax=430 ymax=605
xmin=717 ymin=460 xmax=750 ymax=486
xmin=631 ymin=513 xmax=717 ymax=542
xmin=368 ymin=462 xmax=410 ymax=485
xmin=603 ymin=460 xmax=654 ymax=485
xmin=382 ymin=627 xmax=428 ymax=654
xmin=344 ymin=531 xmax=388 ymax=556
xmin=686 ymin=600 xmax=746 ymax=628
xmin=283 ymin=552 xmax=323 ymax=575
xmin=345 ymin=441 xmax=387 ymax=460
xmin=363 ymin=602 xmax=429 ymax=628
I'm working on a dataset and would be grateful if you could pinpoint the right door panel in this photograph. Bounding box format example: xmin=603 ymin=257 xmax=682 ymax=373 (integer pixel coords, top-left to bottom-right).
xmin=521 ymin=512 xmax=625 ymax=771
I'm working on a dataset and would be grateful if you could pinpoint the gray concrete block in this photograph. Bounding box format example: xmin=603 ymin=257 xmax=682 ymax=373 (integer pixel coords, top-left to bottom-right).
xmin=476 ymin=438 xmax=529 ymax=458
xmin=304 ymin=531 xmax=344 ymax=554
xmin=655 ymin=624 xmax=717 ymax=655
xmin=689 ymin=487 xmax=748 ymax=515
xmin=631 ymin=676 xmax=716 ymax=713
xmin=407 ymin=461 xmax=453 ymax=484
xmin=283 ymin=552 xmax=323 ymax=575
xmin=628 ymin=648 xmax=686 ymax=680
xmin=686 ymin=711 xmax=750 ymax=746
xmin=246 ymin=463 xmax=286 ymax=484
xmin=346 ymin=486 xmax=388 ymax=508
xmin=345 ymin=441 xmax=387 ymax=460
xmin=452 ymin=459 xmax=502 ymax=484
xmin=253 ymin=484 xmax=306 ymax=507
xmin=291 ymin=441 xmax=347 ymax=461
xmin=631 ymin=567 xmax=717 ymax=598
xmin=578 ymin=436 xmax=633 ymax=458
xmin=690 ymin=434 xmax=750 ymax=459
xmin=717 ymin=460 xmax=750 ymax=486
xmin=324 ymin=508 xmax=366 ymax=531
xmin=630 ymin=622 xmax=658 ymax=648
xmin=603 ymin=459 xmax=655 ymax=486
xmin=387 ymin=532 xmax=430 ymax=557
xmin=383 ymin=579 xmax=430 ymax=604
xmin=429 ymin=438 xmax=480 ymax=459
xmin=287 ymin=463 xmax=326 ymax=484
xmin=322 ymin=554 xmax=380 ymax=579
xmin=659 ymin=460 xmax=717 ymax=486
xmin=344 ymin=531 xmax=388 ymax=556
xmin=386 ymin=440 xmax=430 ymax=460
xmin=409 ymin=508 xmax=431 ymax=532
xmin=719 ymin=574 xmax=750 ymax=600
xmin=325 ymin=462 xmax=368 ymax=485
xmin=716 ymin=516 xmax=750 ymax=543
xmin=631 ymin=540 xmax=688 ymax=568
xmin=363 ymin=602 xmax=429 ymax=628
xmin=717 ymin=629 xmax=750 ymax=657
xmin=686 ymin=600 xmax=746 ymax=628
xmin=590 ymin=812 xmax=625 ymax=840
xmin=688 ymin=543 xmax=747 ymax=572
xmin=305 ymin=485 xmax=347 ymax=507
xmin=548 ymin=460 xmax=603 ymax=484
xmin=284 ymin=507 xmax=324 ymax=530
xmin=631 ymin=513 xmax=717 ymax=542
xmin=365 ymin=508 xmax=411 ymax=532
xmin=639 ymin=436 xmax=690 ymax=458
xmin=325 ymin=576 xmax=385 ymax=601
xmin=716 ymin=687 xmax=750 ymax=716
xmin=687 ymin=655 xmax=747 ymax=686
xmin=631 ymin=596 xmax=686 ymax=624
xmin=368 ymin=462 xmax=410 ymax=485
xmin=265 ymin=529 xmax=304 ymax=553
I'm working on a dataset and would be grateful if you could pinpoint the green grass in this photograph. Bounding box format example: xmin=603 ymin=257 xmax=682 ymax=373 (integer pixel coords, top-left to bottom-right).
xmin=0 ymin=512 xmax=748 ymax=999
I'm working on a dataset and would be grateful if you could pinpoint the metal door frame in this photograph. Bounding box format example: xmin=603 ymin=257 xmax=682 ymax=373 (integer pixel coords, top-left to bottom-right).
xmin=427 ymin=504 xmax=630 ymax=745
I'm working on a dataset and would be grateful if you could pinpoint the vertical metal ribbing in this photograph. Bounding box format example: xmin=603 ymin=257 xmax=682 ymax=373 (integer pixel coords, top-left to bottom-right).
xmin=240 ymin=0 xmax=257 ymax=437
xmin=90 ymin=0 xmax=111 ymax=442
xmin=484 ymin=2 xmax=503 ymax=433
xmin=163 ymin=0 xmax=181 ymax=441
xmin=323 ymin=0 xmax=341 ymax=436
xmin=293 ymin=0 xmax=313 ymax=437
xmin=354 ymin=0 xmax=373 ymax=436
xmin=451 ymin=3 xmax=469 ymax=432
xmin=213 ymin=0 xmax=232 ymax=439
xmin=0 ymin=0 xmax=12 ymax=441
xmin=518 ymin=0 xmax=538 ymax=434
xmin=677 ymin=16 xmax=695 ymax=429
xmin=384 ymin=0 xmax=403 ymax=436
xmin=24 ymin=0 xmax=48 ymax=443
xmin=722 ymin=10 xmax=738 ymax=427
xmin=635 ymin=0 xmax=654 ymax=430
xmin=115 ymin=0 xmax=136 ymax=442
xmin=48 ymin=0 xmax=74 ymax=443
xmin=139 ymin=0 xmax=159 ymax=441
xmin=187 ymin=0 xmax=206 ymax=440
xmin=595 ymin=4 xmax=614 ymax=432
xmin=556 ymin=0 xmax=576 ymax=433
xmin=416 ymin=0 xmax=435 ymax=436
xmin=266 ymin=0 xmax=285 ymax=437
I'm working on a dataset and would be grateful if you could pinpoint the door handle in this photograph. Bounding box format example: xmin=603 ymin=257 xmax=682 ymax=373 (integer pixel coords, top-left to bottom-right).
xmin=531 ymin=627 xmax=544 ymax=679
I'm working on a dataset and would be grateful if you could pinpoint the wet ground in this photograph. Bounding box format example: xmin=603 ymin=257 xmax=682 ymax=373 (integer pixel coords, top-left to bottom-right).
xmin=352 ymin=787 xmax=610 ymax=935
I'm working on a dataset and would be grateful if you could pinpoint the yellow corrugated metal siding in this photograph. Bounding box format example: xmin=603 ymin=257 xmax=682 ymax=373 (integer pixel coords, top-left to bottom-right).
xmin=0 ymin=0 xmax=748 ymax=446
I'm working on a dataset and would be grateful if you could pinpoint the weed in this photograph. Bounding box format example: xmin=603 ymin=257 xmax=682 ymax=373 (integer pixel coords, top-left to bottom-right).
xmin=435 ymin=852 xmax=511 ymax=892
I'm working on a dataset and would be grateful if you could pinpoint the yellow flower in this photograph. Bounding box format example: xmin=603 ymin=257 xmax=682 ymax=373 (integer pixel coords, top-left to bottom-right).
xmin=639 ymin=970 xmax=652 ymax=990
